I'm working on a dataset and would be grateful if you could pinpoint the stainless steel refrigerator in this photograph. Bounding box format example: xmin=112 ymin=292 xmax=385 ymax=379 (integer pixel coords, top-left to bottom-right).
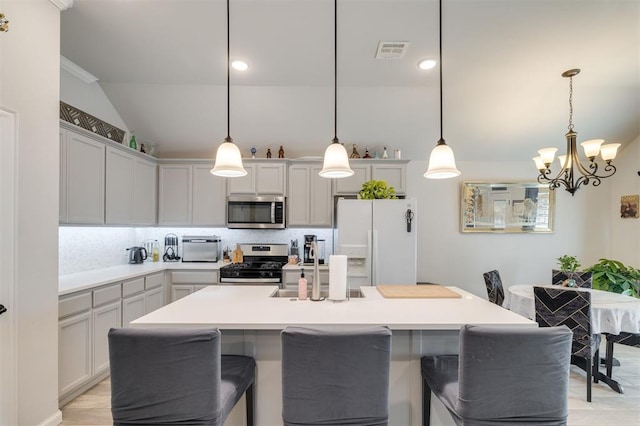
xmin=335 ymin=198 xmax=417 ymax=287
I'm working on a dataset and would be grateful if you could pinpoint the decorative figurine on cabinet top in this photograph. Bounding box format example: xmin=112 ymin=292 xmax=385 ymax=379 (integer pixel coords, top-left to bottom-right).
xmin=251 ymin=147 xmax=257 ymax=158
xmin=350 ymin=144 xmax=360 ymax=159
xmin=278 ymin=145 xmax=285 ymax=158
xmin=266 ymin=148 xmax=272 ymax=158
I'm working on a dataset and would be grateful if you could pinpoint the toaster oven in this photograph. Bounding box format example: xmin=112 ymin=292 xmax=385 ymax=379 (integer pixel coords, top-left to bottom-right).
xmin=181 ymin=236 xmax=220 ymax=262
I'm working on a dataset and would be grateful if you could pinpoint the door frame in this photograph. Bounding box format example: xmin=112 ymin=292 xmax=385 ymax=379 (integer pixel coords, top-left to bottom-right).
xmin=0 ymin=107 xmax=18 ymax=424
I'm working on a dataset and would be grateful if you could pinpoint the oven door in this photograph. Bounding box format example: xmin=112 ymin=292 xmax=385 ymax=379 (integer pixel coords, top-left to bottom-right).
xmin=226 ymin=195 xmax=286 ymax=229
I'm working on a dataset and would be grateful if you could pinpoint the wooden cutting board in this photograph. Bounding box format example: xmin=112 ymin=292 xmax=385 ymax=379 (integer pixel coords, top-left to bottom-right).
xmin=376 ymin=284 xmax=462 ymax=299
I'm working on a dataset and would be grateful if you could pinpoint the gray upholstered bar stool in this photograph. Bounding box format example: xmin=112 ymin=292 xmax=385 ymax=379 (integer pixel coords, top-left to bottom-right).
xmin=108 ymin=327 xmax=255 ymax=426
xmin=281 ymin=326 xmax=392 ymax=426
xmin=421 ymin=324 xmax=572 ymax=426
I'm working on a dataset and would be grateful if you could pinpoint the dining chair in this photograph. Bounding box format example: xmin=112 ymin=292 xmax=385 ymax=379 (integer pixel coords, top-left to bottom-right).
xmin=281 ymin=326 xmax=392 ymax=426
xmin=421 ymin=324 xmax=572 ymax=426
xmin=551 ymin=269 xmax=593 ymax=288
xmin=482 ymin=269 xmax=505 ymax=306
xmin=534 ymin=286 xmax=600 ymax=402
xmin=605 ymin=332 xmax=640 ymax=377
xmin=108 ymin=327 xmax=256 ymax=426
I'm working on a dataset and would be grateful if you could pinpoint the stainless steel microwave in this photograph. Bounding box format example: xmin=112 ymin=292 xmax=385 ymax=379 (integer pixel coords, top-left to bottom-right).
xmin=226 ymin=195 xmax=286 ymax=229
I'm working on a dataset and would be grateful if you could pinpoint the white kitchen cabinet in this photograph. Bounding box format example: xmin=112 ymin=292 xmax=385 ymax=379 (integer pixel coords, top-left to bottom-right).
xmin=64 ymin=130 xmax=106 ymax=224
xmin=227 ymin=161 xmax=286 ymax=196
xmin=105 ymin=147 xmax=135 ymax=224
xmin=192 ymin=164 xmax=226 ymax=226
xmin=226 ymin=163 xmax=256 ymax=194
xmin=122 ymin=293 xmax=146 ymax=327
xmin=91 ymin=283 xmax=122 ymax=376
xmin=144 ymin=272 xmax=165 ymax=313
xmin=333 ymin=164 xmax=370 ymax=195
xmin=158 ymin=162 xmax=226 ymax=226
xmin=122 ymin=277 xmax=146 ymax=326
xmin=145 ymin=287 xmax=164 ymax=313
xmin=371 ymin=163 xmax=407 ymax=194
xmin=92 ymin=301 xmax=121 ymax=376
xmin=332 ymin=161 xmax=407 ymax=195
xmin=282 ymin=268 xmax=329 ymax=289
xmin=59 ymin=301 xmax=92 ymax=398
xmin=132 ymin=157 xmax=157 ymax=225
xmin=171 ymin=285 xmax=195 ymax=302
xmin=288 ymin=164 xmax=332 ymax=227
xmin=169 ymin=270 xmax=218 ymax=302
xmin=158 ymin=164 xmax=192 ymax=225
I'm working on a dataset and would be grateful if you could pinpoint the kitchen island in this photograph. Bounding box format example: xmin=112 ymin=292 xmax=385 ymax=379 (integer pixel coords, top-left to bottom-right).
xmin=131 ymin=285 xmax=535 ymax=426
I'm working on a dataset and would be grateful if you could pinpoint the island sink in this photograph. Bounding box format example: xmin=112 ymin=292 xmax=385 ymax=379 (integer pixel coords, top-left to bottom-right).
xmin=270 ymin=288 xmax=364 ymax=299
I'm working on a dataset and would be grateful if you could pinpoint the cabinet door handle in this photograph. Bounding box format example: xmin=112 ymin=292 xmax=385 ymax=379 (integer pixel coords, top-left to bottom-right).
xmin=0 ymin=304 xmax=6 ymax=315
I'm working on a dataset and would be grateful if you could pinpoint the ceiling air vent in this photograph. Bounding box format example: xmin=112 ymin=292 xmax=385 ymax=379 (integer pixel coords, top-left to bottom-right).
xmin=375 ymin=41 xmax=410 ymax=59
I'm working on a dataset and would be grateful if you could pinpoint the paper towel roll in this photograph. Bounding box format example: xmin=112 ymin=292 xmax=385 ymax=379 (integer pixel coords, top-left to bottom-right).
xmin=328 ymin=255 xmax=348 ymax=301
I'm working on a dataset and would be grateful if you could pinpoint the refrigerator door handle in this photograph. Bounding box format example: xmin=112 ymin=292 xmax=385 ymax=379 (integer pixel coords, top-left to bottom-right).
xmin=371 ymin=230 xmax=378 ymax=286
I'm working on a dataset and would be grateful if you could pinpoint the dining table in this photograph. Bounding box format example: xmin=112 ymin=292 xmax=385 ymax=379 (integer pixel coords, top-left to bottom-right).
xmin=505 ymin=284 xmax=640 ymax=394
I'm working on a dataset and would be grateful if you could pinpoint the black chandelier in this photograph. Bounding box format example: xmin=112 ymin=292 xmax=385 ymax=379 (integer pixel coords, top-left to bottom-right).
xmin=533 ymin=69 xmax=620 ymax=196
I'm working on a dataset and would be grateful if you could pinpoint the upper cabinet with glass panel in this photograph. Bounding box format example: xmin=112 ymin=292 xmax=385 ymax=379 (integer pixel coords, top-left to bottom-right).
xmin=461 ymin=182 xmax=555 ymax=233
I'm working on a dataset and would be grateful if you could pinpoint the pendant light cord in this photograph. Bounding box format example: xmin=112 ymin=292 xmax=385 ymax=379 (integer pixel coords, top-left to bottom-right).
xmin=226 ymin=0 xmax=231 ymax=141
xmin=438 ymin=0 xmax=443 ymax=143
xmin=333 ymin=0 xmax=338 ymax=143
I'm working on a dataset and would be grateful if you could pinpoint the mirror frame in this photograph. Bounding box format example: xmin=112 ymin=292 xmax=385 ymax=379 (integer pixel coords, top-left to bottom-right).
xmin=461 ymin=181 xmax=555 ymax=233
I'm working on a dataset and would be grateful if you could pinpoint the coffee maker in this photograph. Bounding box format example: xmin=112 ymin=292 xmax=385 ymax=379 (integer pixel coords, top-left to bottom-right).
xmin=303 ymin=235 xmax=316 ymax=264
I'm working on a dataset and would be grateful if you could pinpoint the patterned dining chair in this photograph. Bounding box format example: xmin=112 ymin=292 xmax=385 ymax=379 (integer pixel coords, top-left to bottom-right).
xmin=482 ymin=270 xmax=505 ymax=306
xmin=605 ymin=332 xmax=640 ymax=377
xmin=421 ymin=324 xmax=573 ymax=426
xmin=534 ymin=286 xmax=600 ymax=402
xmin=551 ymin=269 xmax=593 ymax=288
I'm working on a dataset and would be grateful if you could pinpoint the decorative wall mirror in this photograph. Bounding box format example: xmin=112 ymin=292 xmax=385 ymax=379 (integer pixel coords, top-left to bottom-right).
xmin=461 ymin=181 xmax=555 ymax=233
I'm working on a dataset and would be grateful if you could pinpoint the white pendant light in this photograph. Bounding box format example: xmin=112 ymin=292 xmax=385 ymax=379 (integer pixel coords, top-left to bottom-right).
xmin=319 ymin=0 xmax=353 ymax=179
xmin=211 ymin=0 xmax=247 ymax=177
xmin=424 ymin=0 xmax=460 ymax=179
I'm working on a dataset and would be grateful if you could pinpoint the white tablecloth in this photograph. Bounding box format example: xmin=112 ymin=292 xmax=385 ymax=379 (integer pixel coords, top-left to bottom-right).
xmin=505 ymin=284 xmax=640 ymax=335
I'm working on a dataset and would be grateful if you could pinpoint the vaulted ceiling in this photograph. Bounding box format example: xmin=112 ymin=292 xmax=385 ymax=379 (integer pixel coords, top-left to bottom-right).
xmin=61 ymin=0 xmax=640 ymax=163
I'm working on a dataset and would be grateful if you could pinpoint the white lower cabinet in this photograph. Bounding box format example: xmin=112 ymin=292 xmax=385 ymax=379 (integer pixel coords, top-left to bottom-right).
xmin=58 ymin=272 xmax=167 ymax=404
xmin=59 ymin=310 xmax=92 ymax=398
xmin=169 ymin=270 xmax=218 ymax=302
xmin=92 ymin=301 xmax=121 ymax=376
xmin=123 ymin=293 xmax=146 ymax=327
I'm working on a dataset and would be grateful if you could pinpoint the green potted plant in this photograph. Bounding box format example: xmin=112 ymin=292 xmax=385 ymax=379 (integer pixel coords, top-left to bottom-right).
xmin=358 ymin=180 xmax=397 ymax=200
xmin=586 ymin=258 xmax=640 ymax=298
xmin=555 ymin=255 xmax=581 ymax=287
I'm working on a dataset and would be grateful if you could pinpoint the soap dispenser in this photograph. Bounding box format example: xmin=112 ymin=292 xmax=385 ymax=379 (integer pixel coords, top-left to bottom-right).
xmin=298 ymin=269 xmax=308 ymax=300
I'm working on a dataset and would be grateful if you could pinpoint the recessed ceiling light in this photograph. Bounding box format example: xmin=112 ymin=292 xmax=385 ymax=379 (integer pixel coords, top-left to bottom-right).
xmin=418 ymin=59 xmax=437 ymax=70
xmin=231 ymin=60 xmax=249 ymax=71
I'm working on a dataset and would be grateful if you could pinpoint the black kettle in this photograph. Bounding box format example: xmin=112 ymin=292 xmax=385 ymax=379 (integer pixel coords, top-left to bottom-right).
xmin=127 ymin=246 xmax=148 ymax=264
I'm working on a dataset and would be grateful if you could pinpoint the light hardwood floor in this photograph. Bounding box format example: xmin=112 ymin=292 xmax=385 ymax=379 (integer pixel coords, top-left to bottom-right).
xmin=60 ymin=343 xmax=640 ymax=426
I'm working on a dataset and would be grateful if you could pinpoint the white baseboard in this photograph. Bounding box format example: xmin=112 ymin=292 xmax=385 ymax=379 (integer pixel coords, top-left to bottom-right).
xmin=39 ymin=410 xmax=62 ymax=426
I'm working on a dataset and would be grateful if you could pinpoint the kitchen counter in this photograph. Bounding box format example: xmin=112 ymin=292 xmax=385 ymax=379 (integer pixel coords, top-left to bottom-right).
xmin=282 ymin=263 xmax=330 ymax=271
xmin=131 ymin=284 xmax=534 ymax=330
xmin=59 ymin=262 xmax=224 ymax=295
xmin=130 ymin=285 xmax=534 ymax=425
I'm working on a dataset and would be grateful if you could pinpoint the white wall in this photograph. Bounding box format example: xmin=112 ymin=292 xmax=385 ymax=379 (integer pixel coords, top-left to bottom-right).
xmin=609 ymin=135 xmax=640 ymax=266
xmin=1 ymin=1 xmax=61 ymax=424
xmin=60 ymin=68 xmax=129 ymax=135
xmin=406 ymin=159 xmax=611 ymax=298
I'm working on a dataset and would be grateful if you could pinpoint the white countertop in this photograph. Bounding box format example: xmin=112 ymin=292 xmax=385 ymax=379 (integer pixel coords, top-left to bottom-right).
xmin=131 ymin=285 xmax=536 ymax=331
xmin=59 ymin=261 xmax=224 ymax=296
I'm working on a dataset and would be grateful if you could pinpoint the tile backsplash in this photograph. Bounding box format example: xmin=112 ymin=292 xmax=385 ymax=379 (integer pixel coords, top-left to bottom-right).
xmin=59 ymin=226 xmax=334 ymax=275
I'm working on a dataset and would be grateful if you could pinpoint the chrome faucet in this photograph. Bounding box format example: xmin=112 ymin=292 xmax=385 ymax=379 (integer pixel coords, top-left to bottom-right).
xmin=309 ymin=241 xmax=324 ymax=301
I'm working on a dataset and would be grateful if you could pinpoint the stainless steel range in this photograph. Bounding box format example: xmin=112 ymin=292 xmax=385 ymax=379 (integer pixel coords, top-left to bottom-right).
xmin=219 ymin=243 xmax=288 ymax=285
